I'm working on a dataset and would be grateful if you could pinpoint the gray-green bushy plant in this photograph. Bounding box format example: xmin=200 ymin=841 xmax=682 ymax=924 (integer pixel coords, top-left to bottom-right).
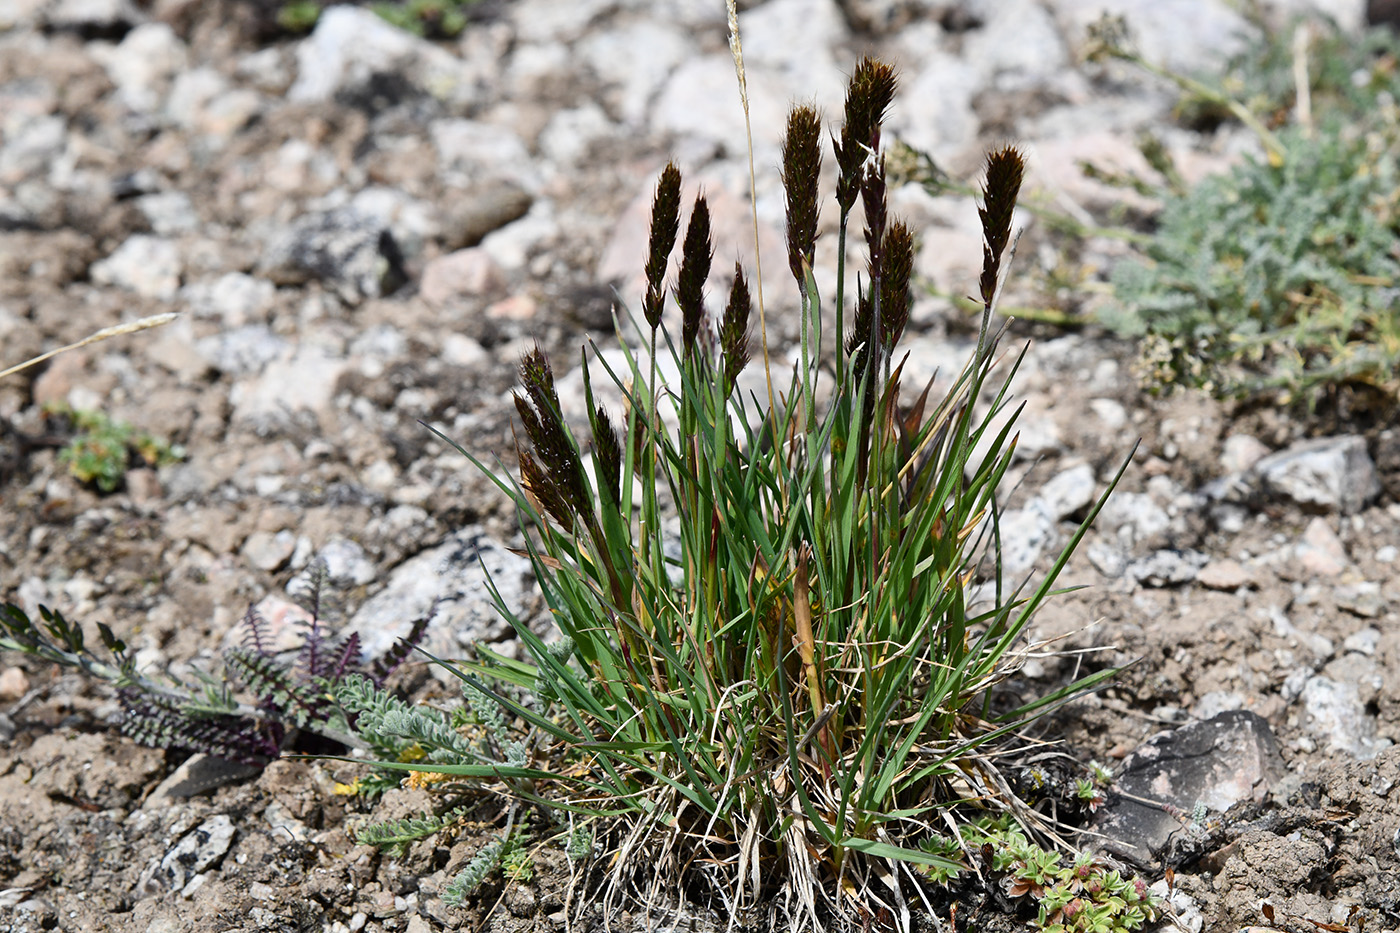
xmin=1092 ymin=14 xmax=1400 ymax=409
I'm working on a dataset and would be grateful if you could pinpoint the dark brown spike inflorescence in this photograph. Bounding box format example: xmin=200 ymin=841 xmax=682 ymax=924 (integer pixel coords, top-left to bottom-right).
xmin=781 ymin=105 xmax=823 ymax=285
xmin=835 ymin=57 xmax=898 ymax=213
xmin=515 ymin=344 xmax=590 ymax=525
xmin=847 ymin=275 xmax=871 ymax=361
xmin=861 ymin=156 xmax=888 ymax=274
xmin=517 ymin=443 xmax=575 ymax=531
xmin=720 ymin=263 xmax=752 ymax=394
xmin=880 ymin=220 xmax=914 ymax=351
xmin=591 ymin=405 xmax=623 ymax=508
xmin=643 ymin=163 xmax=683 ymax=329
xmin=978 ymin=145 xmax=1026 ymax=308
xmin=676 ymin=194 xmax=713 ymax=354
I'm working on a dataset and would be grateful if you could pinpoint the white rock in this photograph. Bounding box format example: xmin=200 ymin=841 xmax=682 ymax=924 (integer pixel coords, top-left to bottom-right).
xmin=963 ymin=0 xmax=1069 ymax=87
xmin=1096 ymin=491 xmax=1169 ymax=545
xmin=576 ymin=18 xmax=694 ymax=126
xmin=1149 ymin=879 xmax=1203 ymax=933
xmin=1035 ymin=463 xmax=1097 ymax=521
xmin=1301 ymin=675 xmax=1390 ymax=760
xmin=420 ymin=249 xmax=506 ymax=306
xmin=302 ymin=538 xmax=378 ymax=589
xmin=45 ymin=0 xmax=141 ymax=32
xmin=430 ymin=119 xmax=538 ymax=191
xmin=288 ymin=6 xmax=472 ymax=105
xmin=136 ymin=191 xmax=200 ymax=235
xmin=1089 ymin=398 xmax=1127 ymax=429
xmin=93 ymin=22 xmax=187 ymax=113
xmin=166 ymin=70 xmax=260 ymax=140
xmin=229 ymin=344 xmax=349 ymax=426
xmin=242 ymin=530 xmax=296 ymax=573
xmin=90 ymin=235 xmax=181 ymax=300
xmin=196 ymin=325 xmax=288 ymax=376
xmin=1253 ymin=435 xmax=1380 ymax=515
xmin=737 ymin=0 xmax=847 ymax=78
xmin=1128 ymin=548 xmax=1208 ymax=587
xmin=508 ymin=0 xmax=614 ymax=43
xmin=996 ymin=504 xmax=1056 ymax=580
xmin=889 ymin=56 xmax=981 ymax=163
xmin=1343 ymin=627 xmax=1381 ymax=656
xmin=350 ymin=187 xmax=443 ymax=258
xmin=349 ymin=528 xmax=536 ymax=663
xmin=0 ymin=114 xmax=66 ymax=179
xmin=537 ymin=103 xmax=614 ymax=169
xmin=184 ymin=273 xmax=275 ymax=326
xmin=141 ymin=815 xmax=235 ymax=894
xmin=1220 ymin=433 xmax=1270 ymax=474
xmin=1048 ymin=0 xmax=1255 ymax=75
xmin=1262 ymin=0 xmax=1365 ymax=31
xmin=479 ymin=200 xmax=559 ymax=275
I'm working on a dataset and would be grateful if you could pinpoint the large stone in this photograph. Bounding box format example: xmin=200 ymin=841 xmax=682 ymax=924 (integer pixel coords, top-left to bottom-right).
xmin=138 ymin=814 xmax=236 ymax=896
xmin=349 ymin=528 xmax=538 ymax=665
xmin=1049 ymin=0 xmax=1255 ymax=75
xmin=259 ymin=209 xmax=408 ymax=303
xmin=1252 ymin=435 xmax=1380 ymax=515
xmin=288 ymin=5 xmax=472 ymax=105
xmin=1093 ymin=711 xmax=1285 ymax=867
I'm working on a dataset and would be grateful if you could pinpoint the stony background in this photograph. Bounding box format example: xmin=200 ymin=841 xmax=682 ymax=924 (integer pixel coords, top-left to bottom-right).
xmin=2 ymin=0 xmax=1399 ymax=931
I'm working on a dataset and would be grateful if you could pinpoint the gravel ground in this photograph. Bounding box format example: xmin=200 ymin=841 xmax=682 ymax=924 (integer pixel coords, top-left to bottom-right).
xmin=2 ymin=1 xmax=1398 ymax=931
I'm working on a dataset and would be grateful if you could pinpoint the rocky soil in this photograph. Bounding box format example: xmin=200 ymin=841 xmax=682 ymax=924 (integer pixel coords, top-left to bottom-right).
xmin=2 ymin=0 xmax=1399 ymax=931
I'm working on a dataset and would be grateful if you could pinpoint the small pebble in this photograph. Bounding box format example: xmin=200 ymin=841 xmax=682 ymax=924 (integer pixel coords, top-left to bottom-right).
xmin=1343 ymin=627 xmax=1381 ymax=656
xmin=0 ymin=666 xmax=31 ymax=701
xmin=1296 ymin=517 xmax=1348 ymax=577
xmin=1196 ymin=558 xmax=1254 ymax=591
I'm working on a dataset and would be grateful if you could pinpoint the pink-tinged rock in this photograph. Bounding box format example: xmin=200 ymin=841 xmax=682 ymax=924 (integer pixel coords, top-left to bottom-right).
xmin=0 ymin=667 xmax=31 ymax=701
xmin=1092 ymin=711 xmax=1284 ymax=867
xmin=420 ymin=248 xmax=506 ymax=306
xmin=1297 ymin=517 xmax=1349 ymax=577
xmin=242 ymin=529 xmax=296 ymax=572
xmin=486 ymin=294 xmax=537 ymax=321
xmin=1197 ymin=558 xmax=1255 ymax=591
xmin=123 ymin=467 xmax=163 ymax=504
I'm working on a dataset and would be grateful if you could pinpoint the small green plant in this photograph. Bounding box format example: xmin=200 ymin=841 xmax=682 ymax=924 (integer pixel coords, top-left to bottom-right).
xmin=275 ymin=0 xmax=321 ymax=32
xmin=0 ymin=565 xmax=429 ymax=766
xmin=920 ymin=816 xmax=1161 ymax=933
xmin=371 ymin=0 xmax=478 ymax=38
xmin=1090 ymin=15 xmax=1400 ymax=409
xmin=332 ymin=39 xmax=1130 ymax=926
xmin=43 ymin=402 xmax=185 ymax=493
xmin=276 ymin=0 xmax=481 ymax=37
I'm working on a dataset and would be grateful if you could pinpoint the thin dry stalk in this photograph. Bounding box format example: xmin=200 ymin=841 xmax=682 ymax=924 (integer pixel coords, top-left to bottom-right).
xmin=0 ymin=312 xmax=179 ymax=381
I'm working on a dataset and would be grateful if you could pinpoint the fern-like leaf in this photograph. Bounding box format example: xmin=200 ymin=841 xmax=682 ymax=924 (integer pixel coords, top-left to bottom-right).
xmin=225 ymin=647 xmax=327 ymax=727
xmin=120 ymin=691 xmax=281 ymax=764
xmin=240 ymin=606 xmax=272 ymax=657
